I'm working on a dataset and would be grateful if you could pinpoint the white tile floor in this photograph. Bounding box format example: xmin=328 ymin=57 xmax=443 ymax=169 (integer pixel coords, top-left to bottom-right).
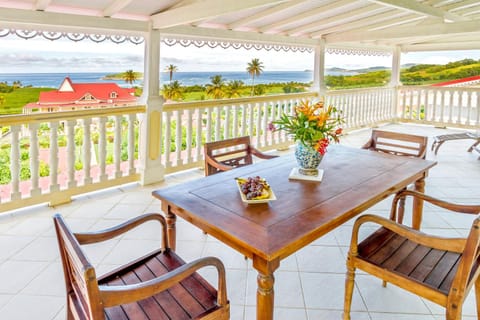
xmin=0 ymin=123 xmax=479 ymax=320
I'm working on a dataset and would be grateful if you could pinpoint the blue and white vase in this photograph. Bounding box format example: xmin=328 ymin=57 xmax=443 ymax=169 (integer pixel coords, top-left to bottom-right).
xmin=295 ymin=141 xmax=323 ymax=176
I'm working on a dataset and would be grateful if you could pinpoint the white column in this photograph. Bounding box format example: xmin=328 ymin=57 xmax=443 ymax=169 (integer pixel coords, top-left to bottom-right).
xmin=138 ymin=28 xmax=165 ymax=185
xmin=390 ymin=46 xmax=402 ymax=120
xmin=312 ymin=39 xmax=327 ymax=97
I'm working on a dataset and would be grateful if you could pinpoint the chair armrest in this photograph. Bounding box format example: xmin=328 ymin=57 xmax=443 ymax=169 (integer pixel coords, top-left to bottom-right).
xmin=205 ymin=154 xmax=235 ymax=171
xmin=74 ymin=213 xmax=168 ymax=249
xmin=99 ymin=256 xmax=228 ymax=308
xmin=390 ymin=190 xmax=480 ymax=222
xmin=350 ymin=214 xmax=467 ymax=255
xmin=250 ymin=147 xmax=279 ymax=160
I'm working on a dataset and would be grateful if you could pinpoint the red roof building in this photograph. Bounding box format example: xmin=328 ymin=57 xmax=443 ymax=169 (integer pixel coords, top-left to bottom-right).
xmin=431 ymin=75 xmax=480 ymax=87
xmin=24 ymin=77 xmax=137 ymax=113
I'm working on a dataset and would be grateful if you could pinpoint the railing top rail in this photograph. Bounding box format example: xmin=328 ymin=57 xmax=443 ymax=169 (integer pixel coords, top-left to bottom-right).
xmin=399 ymin=85 xmax=480 ymax=93
xmin=163 ymin=92 xmax=318 ymax=111
xmin=0 ymin=105 xmax=146 ymax=126
xmin=326 ymin=86 xmax=393 ymax=95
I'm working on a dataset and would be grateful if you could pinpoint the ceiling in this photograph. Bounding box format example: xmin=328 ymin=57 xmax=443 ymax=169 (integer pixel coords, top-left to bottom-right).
xmin=1 ymin=0 xmax=480 ymax=52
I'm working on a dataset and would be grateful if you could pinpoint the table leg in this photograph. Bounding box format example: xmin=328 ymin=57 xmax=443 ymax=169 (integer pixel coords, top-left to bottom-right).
xmin=253 ymin=257 xmax=280 ymax=320
xmin=412 ymin=177 xmax=426 ymax=230
xmin=165 ymin=207 xmax=177 ymax=251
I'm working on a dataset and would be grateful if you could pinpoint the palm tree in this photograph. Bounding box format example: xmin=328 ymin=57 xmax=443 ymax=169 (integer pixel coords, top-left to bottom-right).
xmin=123 ymin=70 xmax=137 ymax=86
xmin=226 ymin=80 xmax=244 ymax=98
xmin=246 ymin=58 xmax=264 ymax=96
xmin=206 ymin=75 xmax=225 ymax=99
xmin=162 ymin=80 xmax=184 ymax=101
xmin=165 ymin=64 xmax=178 ymax=82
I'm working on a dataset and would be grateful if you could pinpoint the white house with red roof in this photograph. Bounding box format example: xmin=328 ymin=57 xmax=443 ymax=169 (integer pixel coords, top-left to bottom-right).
xmin=23 ymin=77 xmax=137 ymax=113
xmin=431 ymin=75 xmax=480 ymax=87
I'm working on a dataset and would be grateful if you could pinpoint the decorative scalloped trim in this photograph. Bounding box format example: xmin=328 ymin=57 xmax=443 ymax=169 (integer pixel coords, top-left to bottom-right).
xmin=0 ymin=29 xmax=144 ymax=44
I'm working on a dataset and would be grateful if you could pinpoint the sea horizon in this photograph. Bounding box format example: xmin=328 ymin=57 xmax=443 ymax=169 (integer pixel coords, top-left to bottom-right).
xmin=0 ymin=70 xmax=359 ymax=88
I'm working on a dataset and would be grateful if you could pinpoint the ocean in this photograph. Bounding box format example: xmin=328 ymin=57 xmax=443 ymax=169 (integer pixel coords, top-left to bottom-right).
xmin=0 ymin=70 xmax=356 ymax=88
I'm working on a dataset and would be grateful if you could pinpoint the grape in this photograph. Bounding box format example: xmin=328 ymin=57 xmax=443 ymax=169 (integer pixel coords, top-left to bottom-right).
xmin=239 ymin=176 xmax=269 ymax=200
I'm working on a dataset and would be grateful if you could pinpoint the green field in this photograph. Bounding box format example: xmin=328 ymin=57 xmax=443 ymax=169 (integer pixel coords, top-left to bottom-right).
xmin=0 ymin=87 xmax=55 ymax=115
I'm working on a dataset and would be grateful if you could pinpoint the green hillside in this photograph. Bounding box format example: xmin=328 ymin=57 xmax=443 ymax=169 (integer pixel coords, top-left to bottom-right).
xmin=0 ymin=87 xmax=55 ymax=115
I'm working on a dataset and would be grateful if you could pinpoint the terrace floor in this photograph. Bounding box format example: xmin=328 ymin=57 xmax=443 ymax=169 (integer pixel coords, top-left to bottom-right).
xmin=0 ymin=123 xmax=479 ymax=320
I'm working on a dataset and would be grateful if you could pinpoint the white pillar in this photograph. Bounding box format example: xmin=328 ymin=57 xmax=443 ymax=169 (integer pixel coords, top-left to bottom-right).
xmin=390 ymin=46 xmax=402 ymax=120
xmin=312 ymin=39 xmax=327 ymax=97
xmin=390 ymin=46 xmax=402 ymax=87
xmin=138 ymin=28 xmax=165 ymax=185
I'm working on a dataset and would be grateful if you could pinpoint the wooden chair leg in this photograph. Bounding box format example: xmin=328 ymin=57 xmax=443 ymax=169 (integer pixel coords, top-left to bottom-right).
xmin=343 ymin=264 xmax=355 ymax=320
xmin=397 ymin=195 xmax=406 ymax=224
xmin=475 ymin=277 xmax=480 ymax=319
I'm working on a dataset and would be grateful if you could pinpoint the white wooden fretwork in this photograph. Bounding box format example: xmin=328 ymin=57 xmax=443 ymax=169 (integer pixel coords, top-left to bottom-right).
xmin=0 ymin=29 xmax=144 ymax=44
xmin=1 ymin=28 xmax=391 ymax=56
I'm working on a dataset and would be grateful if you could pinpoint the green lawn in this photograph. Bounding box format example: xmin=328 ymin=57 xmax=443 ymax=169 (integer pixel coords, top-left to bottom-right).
xmin=0 ymin=87 xmax=55 ymax=115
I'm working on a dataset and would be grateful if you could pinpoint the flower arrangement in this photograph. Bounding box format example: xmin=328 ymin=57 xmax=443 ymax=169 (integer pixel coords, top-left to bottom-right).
xmin=269 ymin=100 xmax=344 ymax=155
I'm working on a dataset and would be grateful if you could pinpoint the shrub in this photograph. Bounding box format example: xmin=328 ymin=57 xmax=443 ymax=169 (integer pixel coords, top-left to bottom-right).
xmin=106 ymin=154 xmax=114 ymax=165
xmin=39 ymin=136 xmax=50 ymax=148
xmin=74 ymin=160 xmax=83 ymax=171
xmin=20 ymin=150 xmax=29 ymax=161
xmin=58 ymin=136 xmax=67 ymax=147
xmin=91 ymin=131 xmax=99 ymax=144
xmin=39 ymin=161 xmax=50 ymax=177
xmin=20 ymin=165 xmax=31 ymax=181
xmin=0 ymin=165 xmax=11 ymax=184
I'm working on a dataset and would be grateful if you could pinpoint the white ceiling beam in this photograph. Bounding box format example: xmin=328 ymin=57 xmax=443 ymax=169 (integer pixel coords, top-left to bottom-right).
xmin=103 ymin=0 xmax=134 ymax=17
xmin=326 ymin=20 xmax=480 ymax=43
xmin=0 ymin=7 xmax=148 ymax=34
xmin=258 ymin=0 xmax=353 ymax=33
xmin=402 ymin=41 xmax=480 ymax=51
xmin=228 ymin=0 xmax=306 ymax=30
xmin=367 ymin=0 xmax=469 ymax=22
xmin=442 ymin=0 xmax=480 ymax=12
xmin=309 ymin=10 xmax=403 ymax=38
xmin=367 ymin=14 xmax=427 ymax=31
xmin=35 ymin=0 xmax=52 ymax=11
xmin=151 ymin=0 xmax=287 ymax=29
xmin=286 ymin=4 xmax=386 ymax=36
xmin=159 ymin=25 xmax=319 ymax=47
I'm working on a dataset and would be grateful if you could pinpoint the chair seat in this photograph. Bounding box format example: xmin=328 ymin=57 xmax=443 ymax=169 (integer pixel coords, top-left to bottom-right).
xmin=99 ymin=249 xmax=220 ymax=320
xmin=358 ymin=227 xmax=461 ymax=295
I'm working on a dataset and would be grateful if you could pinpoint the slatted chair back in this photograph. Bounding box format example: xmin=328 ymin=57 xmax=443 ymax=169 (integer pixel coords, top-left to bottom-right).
xmin=54 ymin=214 xmax=104 ymax=319
xmin=363 ymin=129 xmax=428 ymax=159
xmin=204 ymin=136 xmax=277 ymax=176
xmin=344 ymin=190 xmax=480 ymax=320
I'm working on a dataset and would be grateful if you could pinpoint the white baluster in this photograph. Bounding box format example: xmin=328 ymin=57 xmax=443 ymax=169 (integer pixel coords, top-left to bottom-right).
xmin=98 ymin=117 xmax=108 ymax=182
xmin=248 ymin=103 xmax=254 ymax=138
xmin=65 ymin=120 xmax=77 ymax=189
xmin=432 ymin=90 xmax=438 ymax=122
xmin=164 ymin=111 xmax=172 ymax=168
xmin=186 ymin=109 xmax=193 ymax=165
xmin=175 ymin=110 xmax=182 ymax=166
xmin=113 ymin=115 xmax=122 ymax=178
xmin=475 ymin=92 xmax=480 ymax=126
xmin=255 ymin=102 xmax=261 ymax=146
xmin=10 ymin=125 xmax=21 ymax=201
xmin=240 ymin=104 xmax=247 ymax=137
xmin=128 ymin=114 xmax=136 ymax=175
xmin=232 ymin=105 xmax=239 ymax=138
xmin=206 ymin=108 xmax=212 ymax=143
xmin=262 ymin=102 xmax=268 ymax=148
xmin=448 ymin=91 xmax=454 ymax=124
xmin=49 ymin=121 xmax=60 ymax=192
xmin=440 ymin=90 xmax=446 ymax=124
xmin=457 ymin=90 xmax=464 ymax=124
xmin=224 ymin=105 xmax=230 ymax=140
xmin=29 ymin=123 xmax=41 ymax=197
xmin=82 ymin=118 xmax=92 ymax=185
xmin=196 ymin=108 xmax=202 ymax=162
xmin=215 ymin=106 xmax=221 ymax=141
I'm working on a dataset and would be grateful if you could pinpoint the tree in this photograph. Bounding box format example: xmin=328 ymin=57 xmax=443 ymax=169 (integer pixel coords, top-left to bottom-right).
xmin=165 ymin=64 xmax=178 ymax=82
xmin=246 ymin=58 xmax=264 ymax=96
xmin=162 ymin=80 xmax=184 ymax=101
xmin=226 ymin=80 xmax=244 ymax=98
xmin=123 ymin=70 xmax=137 ymax=86
xmin=206 ymin=75 xmax=225 ymax=99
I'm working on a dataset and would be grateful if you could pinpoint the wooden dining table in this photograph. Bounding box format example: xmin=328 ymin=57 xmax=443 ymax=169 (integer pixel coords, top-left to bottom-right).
xmin=152 ymin=145 xmax=437 ymax=320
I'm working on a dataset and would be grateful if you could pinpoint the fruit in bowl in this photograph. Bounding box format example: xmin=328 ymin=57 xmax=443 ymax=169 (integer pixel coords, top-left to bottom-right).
xmin=236 ymin=176 xmax=271 ymax=200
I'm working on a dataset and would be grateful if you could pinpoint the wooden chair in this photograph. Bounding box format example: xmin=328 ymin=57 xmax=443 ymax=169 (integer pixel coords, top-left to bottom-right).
xmin=362 ymin=129 xmax=428 ymax=159
xmin=344 ymin=190 xmax=480 ymax=320
xmin=204 ymin=136 xmax=278 ymax=176
xmin=53 ymin=213 xmax=230 ymax=320
xmin=362 ymin=129 xmax=428 ymax=224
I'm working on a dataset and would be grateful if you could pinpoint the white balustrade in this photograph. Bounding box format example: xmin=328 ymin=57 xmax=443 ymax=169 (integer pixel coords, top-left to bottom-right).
xmin=0 ymin=106 xmax=144 ymax=212
xmin=398 ymin=86 xmax=479 ymax=127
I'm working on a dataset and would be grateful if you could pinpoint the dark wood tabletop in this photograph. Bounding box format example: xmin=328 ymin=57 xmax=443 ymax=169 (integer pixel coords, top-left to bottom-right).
xmin=152 ymin=144 xmax=437 ymax=320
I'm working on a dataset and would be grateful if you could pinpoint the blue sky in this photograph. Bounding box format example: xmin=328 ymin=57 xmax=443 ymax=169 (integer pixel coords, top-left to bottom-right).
xmin=1 ymin=34 xmax=479 ymax=73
